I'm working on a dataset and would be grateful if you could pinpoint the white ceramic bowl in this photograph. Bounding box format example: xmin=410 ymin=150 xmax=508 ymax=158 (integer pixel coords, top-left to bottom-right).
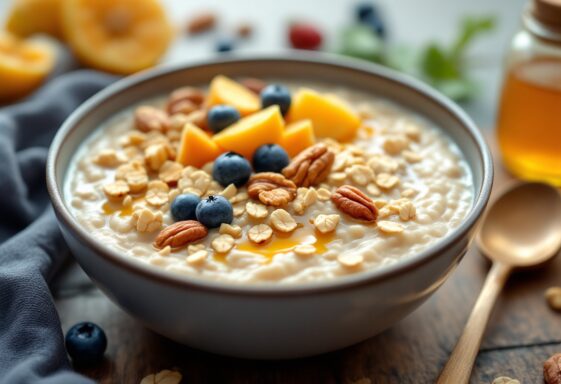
xmin=47 ymin=53 xmax=493 ymax=359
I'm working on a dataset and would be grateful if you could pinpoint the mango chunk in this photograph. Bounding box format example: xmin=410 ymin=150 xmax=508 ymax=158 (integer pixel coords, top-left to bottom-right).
xmin=212 ymin=105 xmax=284 ymax=159
xmin=280 ymin=119 xmax=316 ymax=157
xmin=207 ymin=75 xmax=260 ymax=116
xmin=177 ymin=123 xmax=222 ymax=168
xmin=288 ymin=88 xmax=361 ymax=141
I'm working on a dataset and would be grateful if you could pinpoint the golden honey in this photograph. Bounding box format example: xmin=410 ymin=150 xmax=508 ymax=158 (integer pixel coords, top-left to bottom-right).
xmin=497 ymin=58 xmax=561 ymax=185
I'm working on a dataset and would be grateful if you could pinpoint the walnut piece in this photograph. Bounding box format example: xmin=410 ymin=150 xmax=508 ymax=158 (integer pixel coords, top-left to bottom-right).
xmin=331 ymin=185 xmax=378 ymax=222
xmin=544 ymin=353 xmax=561 ymax=384
xmin=247 ymin=172 xmax=297 ymax=207
xmin=270 ymin=209 xmax=297 ymax=233
xmin=134 ymin=106 xmax=169 ymax=132
xmin=167 ymin=87 xmax=205 ymax=114
xmin=153 ymin=220 xmax=208 ymax=249
xmin=248 ymin=224 xmax=273 ymax=244
xmin=282 ymin=143 xmax=335 ymax=187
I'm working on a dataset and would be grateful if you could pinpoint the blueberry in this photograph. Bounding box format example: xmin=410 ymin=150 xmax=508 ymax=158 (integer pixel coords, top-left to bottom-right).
xmin=253 ymin=144 xmax=290 ymax=173
xmin=196 ymin=195 xmax=233 ymax=228
xmin=171 ymin=193 xmax=200 ymax=221
xmin=212 ymin=151 xmax=252 ymax=187
xmin=207 ymin=105 xmax=241 ymax=133
xmin=356 ymin=2 xmax=379 ymax=22
xmin=356 ymin=3 xmax=386 ymax=39
xmin=260 ymin=84 xmax=292 ymax=115
xmin=65 ymin=322 xmax=107 ymax=366
xmin=216 ymin=38 xmax=234 ymax=53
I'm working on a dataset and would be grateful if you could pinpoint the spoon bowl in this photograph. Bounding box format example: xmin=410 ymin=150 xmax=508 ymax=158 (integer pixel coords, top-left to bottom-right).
xmin=477 ymin=182 xmax=561 ymax=267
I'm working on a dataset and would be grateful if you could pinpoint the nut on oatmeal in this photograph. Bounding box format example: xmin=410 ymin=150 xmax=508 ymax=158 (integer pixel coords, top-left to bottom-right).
xmin=158 ymin=161 xmax=183 ymax=185
xmin=282 ymin=143 xmax=335 ymax=187
xmin=377 ymin=220 xmax=404 ymax=234
xmin=103 ymin=180 xmax=129 ymax=200
xmin=116 ymin=161 xmax=148 ymax=193
xmin=248 ymin=224 xmax=273 ymax=244
xmin=248 ymin=172 xmax=297 ymax=207
xmin=313 ymin=214 xmax=340 ymax=234
xmin=146 ymin=180 xmax=170 ymax=206
xmin=544 ymin=353 xmax=561 ymax=384
xmin=133 ymin=208 xmax=163 ymax=233
xmin=246 ymin=201 xmax=269 ymax=219
xmin=219 ymin=223 xmax=242 ymax=238
xmin=134 ymin=106 xmax=169 ymax=133
xmin=211 ymin=234 xmax=236 ymax=254
xmin=338 ymin=253 xmax=364 ymax=268
xmin=270 ymin=209 xmax=297 ymax=233
xmin=153 ymin=220 xmax=208 ymax=249
xmin=331 ymin=185 xmax=378 ymax=222
xmin=294 ymin=244 xmax=316 ymax=257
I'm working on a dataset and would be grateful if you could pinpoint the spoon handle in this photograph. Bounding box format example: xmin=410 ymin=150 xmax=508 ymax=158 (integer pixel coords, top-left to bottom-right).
xmin=436 ymin=262 xmax=512 ymax=384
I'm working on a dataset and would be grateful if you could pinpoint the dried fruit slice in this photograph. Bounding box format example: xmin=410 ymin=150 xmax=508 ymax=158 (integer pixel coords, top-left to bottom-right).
xmin=61 ymin=0 xmax=173 ymax=74
xmin=279 ymin=119 xmax=316 ymax=157
xmin=207 ymin=75 xmax=260 ymax=116
xmin=177 ymin=123 xmax=222 ymax=168
xmin=212 ymin=105 xmax=284 ymax=159
xmin=5 ymin=0 xmax=62 ymax=38
xmin=288 ymin=88 xmax=360 ymax=141
xmin=0 ymin=32 xmax=55 ymax=102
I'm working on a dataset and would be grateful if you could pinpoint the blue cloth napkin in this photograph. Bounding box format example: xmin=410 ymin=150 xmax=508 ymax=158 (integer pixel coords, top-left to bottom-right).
xmin=0 ymin=71 xmax=115 ymax=384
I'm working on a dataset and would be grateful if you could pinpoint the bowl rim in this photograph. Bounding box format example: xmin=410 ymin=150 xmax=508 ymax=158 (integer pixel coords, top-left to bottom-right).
xmin=47 ymin=52 xmax=493 ymax=297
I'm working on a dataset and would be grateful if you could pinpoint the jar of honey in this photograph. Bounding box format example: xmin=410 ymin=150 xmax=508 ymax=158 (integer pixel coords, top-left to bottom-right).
xmin=497 ymin=0 xmax=561 ymax=185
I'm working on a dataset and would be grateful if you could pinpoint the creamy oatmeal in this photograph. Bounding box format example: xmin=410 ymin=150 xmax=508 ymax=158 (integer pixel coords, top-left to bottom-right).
xmin=65 ymin=76 xmax=473 ymax=284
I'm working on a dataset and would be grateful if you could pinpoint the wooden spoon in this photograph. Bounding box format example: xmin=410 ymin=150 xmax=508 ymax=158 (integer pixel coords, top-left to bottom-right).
xmin=437 ymin=182 xmax=561 ymax=384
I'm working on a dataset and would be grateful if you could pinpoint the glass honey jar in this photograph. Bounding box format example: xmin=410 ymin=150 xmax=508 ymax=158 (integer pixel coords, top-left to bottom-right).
xmin=497 ymin=0 xmax=561 ymax=185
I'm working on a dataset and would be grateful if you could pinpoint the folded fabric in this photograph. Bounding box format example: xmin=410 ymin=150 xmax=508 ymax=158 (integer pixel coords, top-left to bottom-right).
xmin=0 ymin=71 xmax=115 ymax=384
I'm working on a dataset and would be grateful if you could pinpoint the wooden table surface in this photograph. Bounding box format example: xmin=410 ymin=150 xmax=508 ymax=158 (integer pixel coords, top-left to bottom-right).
xmin=54 ymin=135 xmax=561 ymax=384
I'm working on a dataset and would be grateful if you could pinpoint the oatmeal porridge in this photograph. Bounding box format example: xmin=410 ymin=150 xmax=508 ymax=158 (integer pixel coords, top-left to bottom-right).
xmin=65 ymin=75 xmax=473 ymax=284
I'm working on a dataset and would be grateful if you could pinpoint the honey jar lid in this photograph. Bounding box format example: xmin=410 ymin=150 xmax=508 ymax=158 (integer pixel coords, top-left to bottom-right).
xmin=532 ymin=0 xmax=561 ymax=26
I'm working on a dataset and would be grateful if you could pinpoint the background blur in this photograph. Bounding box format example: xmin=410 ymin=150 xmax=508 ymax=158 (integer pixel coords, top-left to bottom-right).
xmin=0 ymin=0 xmax=527 ymax=126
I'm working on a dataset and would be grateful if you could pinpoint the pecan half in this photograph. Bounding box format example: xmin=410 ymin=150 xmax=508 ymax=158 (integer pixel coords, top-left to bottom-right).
xmin=247 ymin=172 xmax=297 ymax=207
xmin=134 ymin=106 xmax=169 ymax=132
xmin=544 ymin=353 xmax=561 ymax=384
xmin=166 ymin=87 xmax=205 ymax=114
xmin=153 ymin=220 xmax=208 ymax=249
xmin=282 ymin=143 xmax=335 ymax=187
xmin=331 ymin=185 xmax=378 ymax=222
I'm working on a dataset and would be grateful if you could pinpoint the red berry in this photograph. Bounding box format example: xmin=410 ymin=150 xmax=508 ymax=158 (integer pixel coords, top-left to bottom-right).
xmin=289 ymin=23 xmax=322 ymax=50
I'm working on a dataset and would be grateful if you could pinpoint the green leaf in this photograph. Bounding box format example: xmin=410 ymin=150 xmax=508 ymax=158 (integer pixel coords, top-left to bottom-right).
xmin=383 ymin=44 xmax=419 ymax=75
xmin=339 ymin=25 xmax=384 ymax=63
xmin=450 ymin=16 xmax=496 ymax=63
xmin=433 ymin=78 xmax=478 ymax=102
xmin=420 ymin=43 xmax=459 ymax=81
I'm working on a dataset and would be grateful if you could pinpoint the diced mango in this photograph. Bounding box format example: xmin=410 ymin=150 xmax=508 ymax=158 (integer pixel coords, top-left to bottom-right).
xmin=280 ymin=119 xmax=316 ymax=157
xmin=207 ymin=75 xmax=260 ymax=116
xmin=177 ymin=123 xmax=223 ymax=168
xmin=288 ymin=88 xmax=361 ymax=141
xmin=212 ymin=105 xmax=284 ymax=159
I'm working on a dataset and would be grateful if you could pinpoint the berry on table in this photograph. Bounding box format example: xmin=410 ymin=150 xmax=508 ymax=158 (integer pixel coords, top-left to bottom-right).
xmin=196 ymin=195 xmax=233 ymax=228
xmin=288 ymin=22 xmax=322 ymax=50
xmin=171 ymin=193 xmax=201 ymax=221
xmin=216 ymin=38 xmax=234 ymax=53
xmin=65 ymin=322 xmax=107 ymax=366
xmin=207 ymin=105 xmax=241 ymax=133
xmin=260 ymin=84 xmax=292 ymax=115
xmin=253 ymin=144 xmax=290 ymax=173
xmin=212 ymin=151 xmax=252 ymax=187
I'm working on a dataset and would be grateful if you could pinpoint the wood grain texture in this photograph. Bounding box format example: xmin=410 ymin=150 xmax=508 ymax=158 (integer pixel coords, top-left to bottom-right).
xmin=54 ymin=135 xmax=561 ymax=383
